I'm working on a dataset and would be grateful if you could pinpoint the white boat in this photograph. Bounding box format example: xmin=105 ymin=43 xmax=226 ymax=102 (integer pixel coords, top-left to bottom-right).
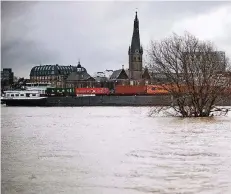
xmin=1 ymin=90 xmax=47 ymax=106
xmin=23 ymin=82 xmax=54 ymax=96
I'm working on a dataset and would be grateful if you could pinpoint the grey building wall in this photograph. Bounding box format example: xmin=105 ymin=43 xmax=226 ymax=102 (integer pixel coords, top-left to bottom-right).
xmin=1 ymin=68 xmax=14 ymax=89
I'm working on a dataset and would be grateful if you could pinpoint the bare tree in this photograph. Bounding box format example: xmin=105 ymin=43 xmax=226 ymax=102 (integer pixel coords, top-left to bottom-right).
xmin=147 ymin=32 xmax=231 ymax=117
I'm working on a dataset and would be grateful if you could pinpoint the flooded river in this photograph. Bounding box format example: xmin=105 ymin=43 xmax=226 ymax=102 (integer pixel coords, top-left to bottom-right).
xmin=1 ymin=106 xmax=231 ymax=194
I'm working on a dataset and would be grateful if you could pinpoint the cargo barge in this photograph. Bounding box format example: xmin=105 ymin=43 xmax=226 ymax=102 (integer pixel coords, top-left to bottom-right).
xmin=2 ymin=94 xmax=231 ymax=107
xmin=44 ymin=95 xmax=173 ymax=107
xmin=2 ymin=85 xmax=231 ymax=107
xmin=36 ymin=85 xmax=174 ymax=107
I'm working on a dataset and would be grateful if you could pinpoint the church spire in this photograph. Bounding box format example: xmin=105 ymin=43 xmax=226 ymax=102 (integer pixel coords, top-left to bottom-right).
xmin=128 ymin=11 xmax=143 ymax=80
xmin=130 ymin=11 xmax=141 ymax=54
xmin=134 ymin=11 xmax=138 ymax=28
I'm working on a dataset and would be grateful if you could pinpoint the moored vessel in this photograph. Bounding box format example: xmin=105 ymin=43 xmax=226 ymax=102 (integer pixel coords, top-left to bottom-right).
xmin=1 ymin=90 xmax=47 ymax=106
xmin=23 ymin=82 xmax=53 ymax=96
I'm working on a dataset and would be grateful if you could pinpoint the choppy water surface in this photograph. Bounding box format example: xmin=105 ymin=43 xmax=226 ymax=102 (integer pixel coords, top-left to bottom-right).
xmin=1 ymin=106 xmax=231 ymax=194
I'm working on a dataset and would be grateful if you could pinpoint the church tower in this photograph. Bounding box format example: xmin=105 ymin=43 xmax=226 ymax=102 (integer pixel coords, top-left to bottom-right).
xmin=128 ymin=11 xmax=143 ymax=80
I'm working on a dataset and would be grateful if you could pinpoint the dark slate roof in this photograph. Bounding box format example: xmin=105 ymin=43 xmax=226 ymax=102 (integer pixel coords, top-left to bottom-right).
xmin=125 ymin=69 xmax=129 ymax=77
xmin=142 ymin=68 xmax=151 ymax=79
xmin=66 ymin=71 xmax=93 ymax=81
xmin=124 ymin=68 xmax=151 ymax=79
xmin=110 ymin=69 xmax=129 ymax=80
xmin=111 ymin=68 xmax=152 ymax=80
xmin=110 ymin=69 xmax=122 ymax=79
xmin=77 ymin=63 xmax=82 ymax=68
xmin=30 ymin=64 xmax=77 ymax=76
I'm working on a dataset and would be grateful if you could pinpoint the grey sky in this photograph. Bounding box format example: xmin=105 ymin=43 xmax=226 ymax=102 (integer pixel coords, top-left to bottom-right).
xmin=2 ymin=1 xmax=231 ymax=78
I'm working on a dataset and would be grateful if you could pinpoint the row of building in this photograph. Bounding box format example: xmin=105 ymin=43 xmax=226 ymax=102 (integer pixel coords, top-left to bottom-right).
xmin=29 ymin=61 xmax=153 ymax=89
xmin=2 ymin=12 xmax=154 ymax=90
xmin=29 ymin=12 xmax=153 ymax=87
xmin=2 ymin=12 xmax=229 ymax=91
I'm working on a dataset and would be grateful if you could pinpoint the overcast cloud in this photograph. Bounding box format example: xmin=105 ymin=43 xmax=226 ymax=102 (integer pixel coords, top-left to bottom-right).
xmin=1 ymin=1 xmax=231 ymax=78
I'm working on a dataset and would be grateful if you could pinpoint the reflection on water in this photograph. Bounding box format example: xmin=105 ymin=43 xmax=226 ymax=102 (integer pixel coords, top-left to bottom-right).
xmin=1 ymin=106 xmax=231 ymax=194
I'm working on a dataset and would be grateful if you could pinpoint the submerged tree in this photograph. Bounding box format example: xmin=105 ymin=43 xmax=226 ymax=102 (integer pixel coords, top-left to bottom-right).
xmin=147 ymin=32 xmax=231 ymax=117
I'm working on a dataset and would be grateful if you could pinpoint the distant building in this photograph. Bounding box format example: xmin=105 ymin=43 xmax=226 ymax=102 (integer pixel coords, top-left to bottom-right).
xmin=110 ymin=12 xmax=151 ymax=83
xmin=110 ymin=68 xmax=129 ymax=80
xmin=65 ymin=61 xmax=95 ymax=88
xmin=209 ymin=51 xmax=226 ymax=72
xmin=93 ymin=69 xmax=114 ymax=80
xmin=93 ymin=72 xmax=108 ymax=83
xmin=30 ymin=64 xmax=77 ymax=87
xmin=183 ymin=51 xmax=227 ymax=72
xmin=1 ymin=68 xmax=14 ymax=90
xmin=11 ymin=77 xmax=30 ymax=90
xmin=104 ymin=70 xmax=114 ymax=78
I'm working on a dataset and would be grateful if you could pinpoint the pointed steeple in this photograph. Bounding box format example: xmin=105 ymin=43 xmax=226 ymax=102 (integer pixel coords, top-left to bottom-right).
xmin=134 ymin=11 xmax=138 ymax=28
xmin=130 ymin=11 xmax=141 ymax=53
xmin=128 ymin=11 xmax=143 ymax=80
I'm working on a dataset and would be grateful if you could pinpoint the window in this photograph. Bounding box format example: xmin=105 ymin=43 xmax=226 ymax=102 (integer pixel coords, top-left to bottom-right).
xmin=20 ymin=94 xmax=24 ymax=96
xmin=32 ymin=94 xmax=36 ymax=96
xmin=15 ymin=94 xmax=19 ymax=97
xmin=11 ymin=94 xmax=14 ymax=97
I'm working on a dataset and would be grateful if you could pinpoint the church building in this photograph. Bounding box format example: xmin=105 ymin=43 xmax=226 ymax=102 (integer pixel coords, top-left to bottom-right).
xmin=128 ymin=11 xmax=143 ymax=80
xmin=110 ymin=11 xmax=151 ymax=82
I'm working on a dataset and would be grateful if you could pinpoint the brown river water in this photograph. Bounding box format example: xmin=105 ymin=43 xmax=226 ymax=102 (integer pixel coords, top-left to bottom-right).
xmin=1 ymin=106 xmax=231 ymax=194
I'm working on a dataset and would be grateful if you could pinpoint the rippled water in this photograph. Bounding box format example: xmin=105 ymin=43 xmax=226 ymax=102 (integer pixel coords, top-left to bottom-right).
xmin=1 ymin=106 xmax=231 ymax=194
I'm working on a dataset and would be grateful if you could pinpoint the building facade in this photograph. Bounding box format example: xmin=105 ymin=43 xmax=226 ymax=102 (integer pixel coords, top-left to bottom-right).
xmin=183 ymin=51 xmax=227 ymax=73
xmin=30 ymin=64 xmax=77 ymax=87
xmin=65 ymin=61 xmax=95 ymax=88
xmin=27 ymin=12 xmax=154 ymax=89
xmin=107 ymin=12 xmax=152 ymax=86
xmin=1 ymin=68 xmax=14 ymax=90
